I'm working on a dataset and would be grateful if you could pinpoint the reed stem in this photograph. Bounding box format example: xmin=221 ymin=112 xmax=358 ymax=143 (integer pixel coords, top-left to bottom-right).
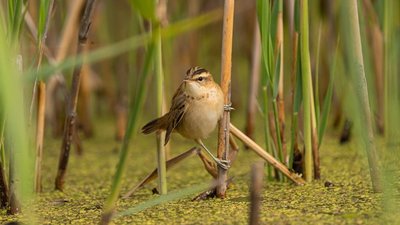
xmin=300 ymin=0 xmax=313 ymax=182
xmin=155 ymin=20 xmax=167 ymax=195
xmin=0 ymin=136 xmax=8 ymax=208
xmin=289 ymin=31 xmax=299 ymax=169
xmin=100 ymin=33 xmax=156 ymax=225
xmin=34 ymin=0 xmax=54 ymax=192
xmin=216 ymin=0 xmax=235 ymax=198
xmin=275 ymin=0 xmax=286 ymax=165
xmin=55 ymin=0 xmax=97 ymax=191
xmin=245 ymin=19 xmax=261 ymax=140
xmin=249 ymin=162 xmax=264 ymax=225
xmin=343 ymin=0 xmax=381 ymax=192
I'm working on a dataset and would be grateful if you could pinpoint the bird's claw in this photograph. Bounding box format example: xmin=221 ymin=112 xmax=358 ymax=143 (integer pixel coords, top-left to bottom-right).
xmin=215 ymin=158 xmax=230 ymax=170
xmin=224 ymin=103 xmax=234 ymax=112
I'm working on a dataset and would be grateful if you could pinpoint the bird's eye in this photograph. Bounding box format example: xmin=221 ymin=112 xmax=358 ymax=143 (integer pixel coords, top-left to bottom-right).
xmin=197 ymin=77 xmax=203 ymax=81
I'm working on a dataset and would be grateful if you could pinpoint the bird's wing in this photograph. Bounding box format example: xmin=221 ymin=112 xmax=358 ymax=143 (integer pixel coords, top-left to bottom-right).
xmin=165 ymin=83 xmax=188 ymax=144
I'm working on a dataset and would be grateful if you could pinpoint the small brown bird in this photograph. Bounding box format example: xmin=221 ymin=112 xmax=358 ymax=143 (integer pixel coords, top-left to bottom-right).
xmin=142 ymin=66 xmax=230 ymax=169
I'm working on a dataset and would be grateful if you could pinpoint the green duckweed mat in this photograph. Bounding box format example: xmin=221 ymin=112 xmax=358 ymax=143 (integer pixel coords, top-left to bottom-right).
xmin=0 ymin=117 xmax=393 ymax=224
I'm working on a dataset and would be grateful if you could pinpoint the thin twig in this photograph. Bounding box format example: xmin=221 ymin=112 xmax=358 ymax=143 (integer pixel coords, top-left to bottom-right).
xmin=123 ymin=147 xmax=199 ymax=198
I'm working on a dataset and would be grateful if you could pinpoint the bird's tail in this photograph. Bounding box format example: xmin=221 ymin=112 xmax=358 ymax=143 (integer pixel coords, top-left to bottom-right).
xmin=141 ymin=114 xmax=169 ymax=134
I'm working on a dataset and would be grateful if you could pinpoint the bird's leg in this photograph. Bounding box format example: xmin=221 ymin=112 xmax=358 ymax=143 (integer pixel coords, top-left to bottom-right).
xmin=196 ymin=139 xmax=230 ymax=170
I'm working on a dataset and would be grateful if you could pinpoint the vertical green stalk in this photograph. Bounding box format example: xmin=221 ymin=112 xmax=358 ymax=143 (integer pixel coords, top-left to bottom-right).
xmin=299 ymin=0 xmax=313 ymax=182
xmin=154 ymin=25 xmax=167 ymax=195
xmin=257 ymin=0 xmax=285 ymax=179
xmin=101 ymin=43 xmax=155 ymax=224
xmin=261 ymin=85 xmax=272 ymax=178
xmin=289 ymin=44 xmax=302 ymax=169
xmin=383 ymin=0 xmax=398 ymax=142
xmin=342 ymin=0 xmax=381 ymax=192
xmin=289 ymin=0 xmax=301 ymax=170
xmin=0 ymin=25 xmax=33 ymax=215
xmin=0 ymin=120 xmax=8 ymax=208
xmin=275 ymin=0 xmax=286 ymax=165
xmin=314 ymin=23 xmax=322 ymax=125
xmin=271 ymin=100 xmax=283 ymax=162
xmin=382 ymin=0 xmax=399 ymax=221
xmin=318 ymin=39 xmax=338 ymax=148
xmin=7 ymin=0 xmax=25 ymax=42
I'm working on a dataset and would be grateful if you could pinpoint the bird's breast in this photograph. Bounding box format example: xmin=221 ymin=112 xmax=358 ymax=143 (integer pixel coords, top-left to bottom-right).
xmin=177 ymin=86 xmax=224 ymax=140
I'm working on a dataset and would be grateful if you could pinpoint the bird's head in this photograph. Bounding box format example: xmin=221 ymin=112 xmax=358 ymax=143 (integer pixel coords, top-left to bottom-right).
xmin=184 ymin=66 xmax=214 ymax=87
xmin=183 ymin=66 xmax=215 ymax=96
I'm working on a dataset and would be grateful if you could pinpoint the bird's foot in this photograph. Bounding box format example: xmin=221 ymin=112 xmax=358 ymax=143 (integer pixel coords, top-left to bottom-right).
xmin=224 ymin=103 xmax=234 ymax=112
xmin=215 ymin=158 xmax=230 ymax=170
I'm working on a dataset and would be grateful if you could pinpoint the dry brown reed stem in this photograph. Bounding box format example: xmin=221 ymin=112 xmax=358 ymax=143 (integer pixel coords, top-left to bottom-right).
xmin=245 ymin=19 xmax=261 ymax=140
xmin=123 ymin=147 xmax=199 ymax=198
xmin=229 ymin=135 xmax=240 ymax=161
xmin=286 ymin=0 xmax=295 ymax=38
xmin=275 ymin=2 xmax=286 ymax=164
xmin=28 ymin=0 xmax=38 ymax=21
xmin=34 ymin=0 xmax=55 ymax=193
xmin=25 ymin=0 xmax=86 ymax=142
xmin=51 ymin=0 xmax=86 ymax=138
xmin=249 ymin=162 xmax=264 ymax=225
xmin=230 ymin=123 xmax=305 ymax=185
xmin=56 ymin=0 xmax=86 ymax=62
xmin=34 ymin=81 xmax=46 ymax=192
xmin=217 ymin=0 xmax=235 ymax=198
xmin=362 ymin=0 xmax=384 ymax=134
xmin=47 ymin=0 xmax=84 ymax=137
xmin=55 ymin=0 xmax=97 ymax=191
xmin=77 ymin=44 xmax=94 ymax=137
